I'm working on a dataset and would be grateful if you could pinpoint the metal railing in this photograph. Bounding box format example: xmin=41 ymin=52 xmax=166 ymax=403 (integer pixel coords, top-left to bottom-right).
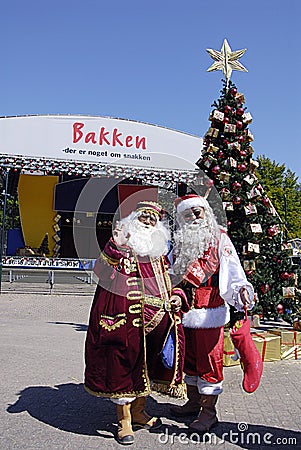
xmin=1 ymin=265 xmax=97 ymax=295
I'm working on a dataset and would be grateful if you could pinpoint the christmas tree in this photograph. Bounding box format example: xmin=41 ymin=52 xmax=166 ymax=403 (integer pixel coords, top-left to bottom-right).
xmin=38 ymin=233 xmax=50 ymax=256
xmin=196 ymin=40 xmax=300 ymax=322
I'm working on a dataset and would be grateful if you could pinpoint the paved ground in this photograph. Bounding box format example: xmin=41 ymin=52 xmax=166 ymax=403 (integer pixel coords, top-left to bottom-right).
xmin=0 ymin=286 xmax=300 ymax=449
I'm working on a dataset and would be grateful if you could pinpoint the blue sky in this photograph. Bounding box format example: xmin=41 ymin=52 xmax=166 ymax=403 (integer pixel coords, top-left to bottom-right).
xmin=0 ymin=0 xmax=300 ymax=180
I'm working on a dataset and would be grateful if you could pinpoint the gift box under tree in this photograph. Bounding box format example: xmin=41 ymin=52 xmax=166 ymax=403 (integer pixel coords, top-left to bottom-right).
xmin=251 ymin=332 xmax=281 ymax=362
xmin=223 ymin=331 xmax=240 ymax=367
xmin=268 ymin=329 xmax=301 ymax=360
xmin=248 ymin=315 xmax=261 ymax=328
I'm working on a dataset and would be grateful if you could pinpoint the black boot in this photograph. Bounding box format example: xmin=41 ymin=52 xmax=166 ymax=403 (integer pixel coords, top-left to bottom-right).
xmin=170 ymin=384 xmax=202 ymax=417
xmin=189 ymin=395 xmax=218 ymax=432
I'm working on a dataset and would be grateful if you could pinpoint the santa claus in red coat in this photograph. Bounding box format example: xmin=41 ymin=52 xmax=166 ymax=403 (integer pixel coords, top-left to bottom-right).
xmin=170 ymin=194 xmax=254 ymax=432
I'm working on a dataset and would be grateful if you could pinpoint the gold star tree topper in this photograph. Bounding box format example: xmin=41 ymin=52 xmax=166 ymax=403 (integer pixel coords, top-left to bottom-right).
xmin=206 ymin=39 xmax=248 ymax=86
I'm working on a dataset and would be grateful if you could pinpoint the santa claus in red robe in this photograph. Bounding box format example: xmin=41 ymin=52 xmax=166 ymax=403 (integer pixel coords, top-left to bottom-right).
xmin=170 ymin=194 xmax=254 ymax=432
xmin=84 ymin=201 xmax=188 ymax=445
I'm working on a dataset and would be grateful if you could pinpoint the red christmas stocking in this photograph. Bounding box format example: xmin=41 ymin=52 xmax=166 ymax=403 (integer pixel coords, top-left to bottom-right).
xmin=230 ymin=311 xmax=263 ymax=393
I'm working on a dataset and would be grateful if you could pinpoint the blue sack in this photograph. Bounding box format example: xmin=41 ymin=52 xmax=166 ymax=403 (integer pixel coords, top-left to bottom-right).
xmin=161 ymin=328 xmax=175 ymax=369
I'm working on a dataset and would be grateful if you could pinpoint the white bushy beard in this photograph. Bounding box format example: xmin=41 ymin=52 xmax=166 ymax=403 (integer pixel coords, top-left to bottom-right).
xmin=120 ymin=212 xmax=170 ymax=258
xmin=173 ymin=209 xmax=220 ymax=275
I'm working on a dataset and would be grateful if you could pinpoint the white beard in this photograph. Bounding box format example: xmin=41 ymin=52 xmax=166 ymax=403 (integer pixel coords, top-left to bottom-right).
xmin=121 ymin=214 xmax=170 ymax=258
xmin=173 ymin=215 xmax=220 ymax=275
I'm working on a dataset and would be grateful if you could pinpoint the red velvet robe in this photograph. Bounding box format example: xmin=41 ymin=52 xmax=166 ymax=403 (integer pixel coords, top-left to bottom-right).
xmin=84 ymin=239 xmax=188 ymax=399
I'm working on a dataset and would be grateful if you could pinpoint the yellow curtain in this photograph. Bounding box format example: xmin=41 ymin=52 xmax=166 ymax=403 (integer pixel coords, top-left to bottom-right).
xmin=18 ymin=174 xmax=59 ymax=256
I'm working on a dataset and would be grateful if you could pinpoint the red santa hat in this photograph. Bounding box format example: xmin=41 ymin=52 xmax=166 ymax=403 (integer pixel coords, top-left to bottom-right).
xmin=174 ymin=194 xmax=209 ymax=214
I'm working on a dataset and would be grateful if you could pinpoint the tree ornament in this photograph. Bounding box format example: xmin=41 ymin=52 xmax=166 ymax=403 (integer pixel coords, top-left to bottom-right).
xmin=211 ymin=109 xmax=225 ymax=122
xmin=207 ymin=142 xmax=219 ymax=154
xmin=236 ymin=107 xmax=245 ymax=116
xmin=206 ymin=39 xmax=248 ymax=87
xmin=232 ymin=181 xmax=242 ymax=190
xmin=262 ymin=197 xmax=270 ymax=206
xmin=249 ymin=159 xmax=260 ymax=173
xmin=277 ymin=304 xmax=284 ymax=314
xmin=221 ymin=188 xmax=231 ymax=199
xmin=211 ymin=165 xmax=221 ymax=174
xmin=236 ymin=92 xmax=246 ymax=104
xmin=233 ymin=196 xmax=242 ymax=205
xmin=237 ymin=135 xmax=245 ymax=142
xmin=218 ymin=150 xmax=225 ymax=159
xmin=223 ymin=116 xmax=230 ymax=124
xmin=260 ymin=283 xmax=271 ymax=294
xmin=224 ymin=105 xmax=232 ymax=114
xmin=225 ymin=122 xmax=237 ymax=132
xmin=282 ymin=286 xmax=295 ymax=297
xmin=267 ymin=224 xmax=280 ymax=237
xmin=280 ymin=272 xmax=290 ymax=281
xmin=237 ymin=163 xmax=248 ymax=172
xmin=236 ymin=120 xmax=243 ymax=129
xmin=239 ymin=150 xmax=247 ymax=158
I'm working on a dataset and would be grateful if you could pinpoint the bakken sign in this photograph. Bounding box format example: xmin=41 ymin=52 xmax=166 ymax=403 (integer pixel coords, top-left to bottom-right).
xmin=0 ymin=115 xmax=202 ymax=170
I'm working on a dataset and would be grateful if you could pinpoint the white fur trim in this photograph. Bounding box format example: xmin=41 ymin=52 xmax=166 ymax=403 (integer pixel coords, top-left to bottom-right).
xmin=197 ymin=378 xmax=223 ymax=395
xmin=182 ymin=304 xmax=230 ymax=329
xmin=176 ymin=197 xmax=209 ymax=214
xmin=111 ymin=397 xmax=136 ymax=405
xmin=184 ymin=375 xmax=223 ymax=394
xmin=184 ymin=375 xmax=198 ymax=386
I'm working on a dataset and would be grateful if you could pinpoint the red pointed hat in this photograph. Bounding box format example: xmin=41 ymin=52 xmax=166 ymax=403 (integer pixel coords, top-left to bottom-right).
xmin=174 ymin=194 xmax=208 ymax=214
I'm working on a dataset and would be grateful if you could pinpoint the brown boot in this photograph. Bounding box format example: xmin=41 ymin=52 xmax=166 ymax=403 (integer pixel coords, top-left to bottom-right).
xmin=116 ymin=403 xmax=134 ymax=445
xmin=170 ymin=384 xmax=201 ymax=417
xmin=131 ymin=396 xmax=162 ymax=430
xmin=189 ymin=395 xmax=218 ymax=432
